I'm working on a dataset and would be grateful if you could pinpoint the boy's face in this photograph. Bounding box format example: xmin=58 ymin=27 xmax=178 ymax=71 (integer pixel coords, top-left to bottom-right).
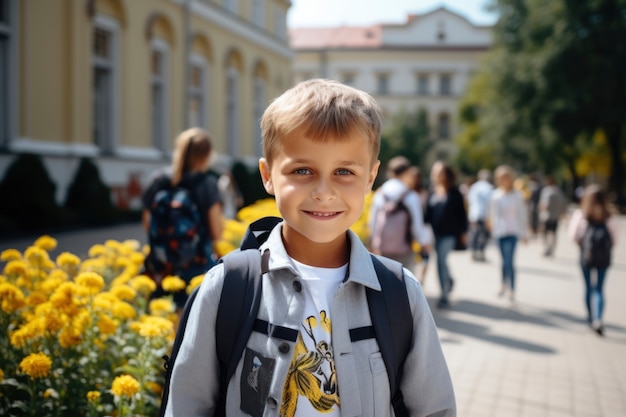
xmin=259 ymin=132 xmax=379 ymax=264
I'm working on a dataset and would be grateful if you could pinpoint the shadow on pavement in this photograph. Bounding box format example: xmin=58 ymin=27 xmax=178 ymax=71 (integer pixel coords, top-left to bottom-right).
xmin=517 ymin=265 xmax=575 ymax=280
xmin=429 ymin=298 xmax=557 ymax=354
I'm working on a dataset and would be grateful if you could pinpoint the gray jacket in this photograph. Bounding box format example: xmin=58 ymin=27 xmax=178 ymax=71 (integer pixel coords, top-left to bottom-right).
xmin=165 ymin=223 xmax=456 ymax=417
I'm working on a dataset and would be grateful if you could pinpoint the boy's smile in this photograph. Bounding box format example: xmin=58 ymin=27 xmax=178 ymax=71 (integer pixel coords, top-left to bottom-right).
xmin=259 ymin=133 xmax=379 ymax=267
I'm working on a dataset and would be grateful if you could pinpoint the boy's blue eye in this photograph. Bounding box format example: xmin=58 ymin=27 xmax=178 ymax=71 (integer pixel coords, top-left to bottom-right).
xmin=294 ymin=168 xmax=311 ymax=175
xmin=336 ymin=168 xmax=353 ymax=175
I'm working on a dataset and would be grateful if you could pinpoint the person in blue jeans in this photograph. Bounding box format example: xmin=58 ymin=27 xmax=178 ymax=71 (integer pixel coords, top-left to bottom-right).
xmin=424 ymin=161 xmax=468 ymax=308
xmin=568 ymin=184 xmax=617 ymax=336
xmin=488 ymin=165 xmax=528 ymax=301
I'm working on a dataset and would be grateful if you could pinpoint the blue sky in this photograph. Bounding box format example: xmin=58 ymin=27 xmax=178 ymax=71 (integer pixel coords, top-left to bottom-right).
xmin=287 ymin=0 xmax=498 ymax=28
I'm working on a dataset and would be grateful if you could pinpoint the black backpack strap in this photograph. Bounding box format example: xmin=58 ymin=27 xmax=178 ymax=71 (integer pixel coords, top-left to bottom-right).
xmin=240 ymin=216 xmax=283 ymax=250
xmin=350 ymin=255 xmax=413 ymax=417
xmin=214 ymin=249 xmax=265 ymax=417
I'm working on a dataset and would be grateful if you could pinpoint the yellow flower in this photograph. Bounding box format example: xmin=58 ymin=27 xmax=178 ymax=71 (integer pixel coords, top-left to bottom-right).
xmin=75 ymin=272 xmax=105 ymax=294
xmin=149 ymin=298 xmax=174 ymax=316
xmin=24 ymin=246 xmax=51 ymax=265
xmin=34 ymin=235 xmax=57 ymax=251
xmin=129 ymin=275 xmax=157 ymax=296
xmin=1 ymin=249 xmax=21 ymax=262
xmin=112 ymin=301 xmax=137 ymax=320
xmin=161 ymin=275 xmax=186 ymax=292
xmin=131 ymin=316 xmax=174 ymax=339
xmin=87 ymin=390 xmax=101 ymax=402
xmin=57 ymin=252 xmax=81 ymax=268
xmin=111 ymin=374 xmax=140 ymax=398
xmin=110 ymin=285 xmax=136 ymax=301
xmin=88 ymin=244 xmax=107 ymax=257
xmin=3 ymin=260 xmax=27 ymax=277
xmin=186 ymin=274 xmax=205 ymax=294
xmin=93 ymin=292 xmax=117 ymax=311
xmin=129 ymin=252 xmax=145 ymax=266
xmin=58 ymin=326 xmax=82 ymax=348
xmin=0 ymin=368 xmax=4 ymax=381
xmin=0 ymin=282 xmax=26 ymax=313
xmin=19 ymin=352 xmax=52 ymax=379
xmin=26 ymin=290 xmax=48 ymax=307
xmin=97 ymin=313 xmax=118 ymax=336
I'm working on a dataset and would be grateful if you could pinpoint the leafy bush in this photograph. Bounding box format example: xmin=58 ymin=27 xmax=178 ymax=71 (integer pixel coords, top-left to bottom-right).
xmin=64 ymin=158 xmax=117 ymax=226
xmin=0 ymin=153 xmax=67 ymax=232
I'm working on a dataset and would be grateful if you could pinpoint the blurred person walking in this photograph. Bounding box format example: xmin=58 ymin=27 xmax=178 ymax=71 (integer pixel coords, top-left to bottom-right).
xmin=489 ymin=165 xmax=528 ymax=302
xmin=369 ymin=156 xmax=431 ymax=272
xmin=539 ymin=175 xmax=568 ymax=256
xmin=142 ymin=127 xmax=224 ymax=309
xmin=424 ymin=161 xmax=468 ymax=308
xmin=409 ymin=165 xmax=432 ymax=285
xmin=467 ymin=169 xmax=494 ymax=262
xmin=567 ymin=185 xmax=617 ymax=336
xmin=527 ymin=173 xmax=542 ymax=239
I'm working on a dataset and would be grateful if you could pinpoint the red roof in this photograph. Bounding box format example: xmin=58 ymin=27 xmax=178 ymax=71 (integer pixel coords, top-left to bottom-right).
xmin=289 ymin=25 xmax=382 ymax=49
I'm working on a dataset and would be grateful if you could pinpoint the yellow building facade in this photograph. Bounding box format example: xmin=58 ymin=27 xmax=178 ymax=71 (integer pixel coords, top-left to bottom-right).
xmin=0 ymin=0 xmax=292 ymax=208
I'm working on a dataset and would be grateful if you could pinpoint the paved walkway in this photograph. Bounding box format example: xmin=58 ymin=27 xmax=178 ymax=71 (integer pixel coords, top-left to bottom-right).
xmin=425 ymin=215 xmax=626 ymax=417
xmin=2 ymin=216 xmax=625 ymax=417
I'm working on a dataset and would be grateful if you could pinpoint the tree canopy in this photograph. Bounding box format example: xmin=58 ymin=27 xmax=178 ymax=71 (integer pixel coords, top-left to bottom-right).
xmin=457 ymin=0 xmax=626 ymax=204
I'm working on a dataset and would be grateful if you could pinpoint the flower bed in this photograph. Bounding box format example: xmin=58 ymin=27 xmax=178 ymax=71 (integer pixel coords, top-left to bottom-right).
xmin=0 ymin=197 xmax=373 ymax=416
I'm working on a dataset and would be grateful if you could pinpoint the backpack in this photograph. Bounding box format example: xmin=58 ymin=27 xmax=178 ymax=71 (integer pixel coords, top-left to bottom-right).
xmin=159 ymin=216 xmax=413 ymax=417
xmin=146 ymin=174 xmax=212 ymax=279
xmin=580 ymin=221 xmax=612 ymax=269
xmin=371 ymin=190 xmax=413 ymax=255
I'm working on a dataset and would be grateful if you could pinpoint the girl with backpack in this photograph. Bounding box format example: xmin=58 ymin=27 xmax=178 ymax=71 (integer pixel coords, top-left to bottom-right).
xmin=568 ymin=184 xmax=617 ymax=336
xmin=142 ymin=127 xmax=224 ymax=309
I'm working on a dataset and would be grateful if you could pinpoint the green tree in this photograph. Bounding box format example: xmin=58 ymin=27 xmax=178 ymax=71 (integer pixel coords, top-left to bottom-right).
xmin=380 ymin=108 xmax=432 ymax=172
xmin=463 ymin=0 xmax=626 ymax=203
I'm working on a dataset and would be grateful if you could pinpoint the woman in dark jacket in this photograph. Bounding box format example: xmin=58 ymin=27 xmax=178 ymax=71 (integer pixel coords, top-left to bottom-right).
xmin=425 ymin=161 xmax=468 ymax=308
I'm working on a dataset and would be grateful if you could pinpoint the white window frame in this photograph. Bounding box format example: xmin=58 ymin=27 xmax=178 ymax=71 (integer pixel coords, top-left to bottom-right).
xmin=0 ymin=0 xmax=17 ymax=148
xmin=151 ymin=37 xmax=170 ymax=154
xmin=226 ymin=66 xmax=239 ymax=156
xmin=252 ymin=0 xmax=265 ymax=28
xmin=92 ymin=14 xmax=120 ymax=154
xmin=253 ymin=75 xmax=265 ymax=157
xmin=188 ymin=53 xmax=208 ymax=129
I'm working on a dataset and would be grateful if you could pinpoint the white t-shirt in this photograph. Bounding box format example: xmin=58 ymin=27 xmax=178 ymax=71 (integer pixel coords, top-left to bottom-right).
xmin=282 ymin=259 xmax=346 ymax=417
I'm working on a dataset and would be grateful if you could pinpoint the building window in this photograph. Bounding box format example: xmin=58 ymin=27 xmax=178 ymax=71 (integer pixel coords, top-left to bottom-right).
xmin=92 ymin=15 xmax=119 ymax=153
xmin=439 ymin=74 xmax=452 ymax=96
xmin=342 ymin=73 xmax=355 ymax=86
xmin=188 ymin=54 xmax=207 ymax=129
xmin=377 ymin=73 xmax=389 ymax=95
xmin=254 ymin=76 xmax=266 ymax=157
xmin=417 ymin=74 xmax=429 ymax=95
xmin=151 ymin=38 xmax=169 ymax=153
xmin=224 ymin=0 xmax=238 ymax=14
xmin=226 ymin=66 xmax=239 ymax=156
xmin=438 ymin=113 xmax=450 ymax=139
xmin=274 ymin=6 xmax=287 ymax=39
xmin=252 ymin=0 xmax=264 ymax=28
xmin=0 ymin=0 xmax=15 ymax=147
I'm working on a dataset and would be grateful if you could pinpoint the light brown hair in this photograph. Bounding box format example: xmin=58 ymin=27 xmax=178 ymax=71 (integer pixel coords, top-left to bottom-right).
xmin=171 ymin=127 xmax=213 ymax=186
xmin=580 ymin=184 xmax=611 ymax=222
xmin=261 ymin=79 xmax=383 ymax=165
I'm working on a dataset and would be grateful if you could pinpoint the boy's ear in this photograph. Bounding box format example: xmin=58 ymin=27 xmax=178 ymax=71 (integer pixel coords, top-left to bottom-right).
xmin=259 ymin=158 xmax=275 ymax=195
xmin=367 ymin=160 xmax=381 ymax=192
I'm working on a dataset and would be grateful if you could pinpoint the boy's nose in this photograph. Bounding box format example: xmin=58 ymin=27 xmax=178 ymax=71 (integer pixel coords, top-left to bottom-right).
xmin=311 ymin=179 xmax=336 ymax=201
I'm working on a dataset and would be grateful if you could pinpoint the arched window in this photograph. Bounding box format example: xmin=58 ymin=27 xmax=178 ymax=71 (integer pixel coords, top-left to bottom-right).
xmin=226 ymin=66 xmax=239 ymax=156
xmin=92 ymin=14 xmax=120 ymax=154
xmin=0 ymin=0 xmax=17 ymax=147
xmin=151 ymin=38 xmax=169 ymax=153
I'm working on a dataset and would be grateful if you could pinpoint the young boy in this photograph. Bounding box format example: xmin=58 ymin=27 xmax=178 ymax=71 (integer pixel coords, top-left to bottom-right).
xmin=164 ymin=79 xmax=456 ymax=417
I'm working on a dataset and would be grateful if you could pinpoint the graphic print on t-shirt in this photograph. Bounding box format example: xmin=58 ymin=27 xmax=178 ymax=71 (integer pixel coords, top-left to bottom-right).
xmin=280 ymin=311 xmax=339 ymax=417
xmin=280 ymin=260 xmax=345 ymax=417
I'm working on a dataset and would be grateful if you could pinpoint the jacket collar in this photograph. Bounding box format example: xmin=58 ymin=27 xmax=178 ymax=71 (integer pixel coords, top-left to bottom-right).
xmin=260 ymin=221 xmax=381 ymax=291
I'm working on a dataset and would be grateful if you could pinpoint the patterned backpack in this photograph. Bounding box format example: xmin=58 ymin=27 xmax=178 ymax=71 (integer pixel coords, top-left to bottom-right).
xmin=146 ymin=175 xmax=212 ymax=279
